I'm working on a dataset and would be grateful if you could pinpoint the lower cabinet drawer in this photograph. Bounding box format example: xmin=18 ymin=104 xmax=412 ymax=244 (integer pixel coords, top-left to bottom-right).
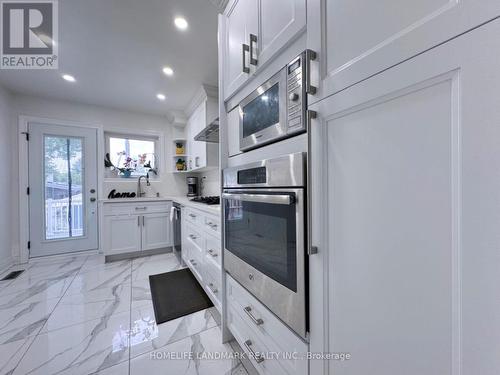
xmin=227 ymin=305 xmax=287 ymax=375
xmin=187 ymin=256 xmax=204 ymax=282
xmin=205 ymin=233 xmax=221 ymax=268
xmin=184 ymin=223 xmax=204 ymax=256
xmin=103 ymin=201 xmax=170 ymax=216
xmin=227 ymin=276 xmax=308 ymax=375
xmin=185 ymin=208 xmax=203 ymax=226
xmin=204 ymin=215 xmax=221 ymax=234
xmin=204 ymin=267 xmax=221 ymax=310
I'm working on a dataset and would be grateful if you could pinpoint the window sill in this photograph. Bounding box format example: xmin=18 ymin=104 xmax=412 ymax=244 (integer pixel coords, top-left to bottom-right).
xmin=104 ymin=177 xmax=161 ymax=182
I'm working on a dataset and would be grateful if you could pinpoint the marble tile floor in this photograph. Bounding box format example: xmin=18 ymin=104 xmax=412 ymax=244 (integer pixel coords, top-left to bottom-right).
xmin=0 ymin=253 xmax=250 ymax=375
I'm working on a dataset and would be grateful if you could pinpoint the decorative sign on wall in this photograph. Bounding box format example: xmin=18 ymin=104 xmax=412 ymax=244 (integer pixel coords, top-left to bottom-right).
xmin=107 ymin=189 xmax=136 ymax=199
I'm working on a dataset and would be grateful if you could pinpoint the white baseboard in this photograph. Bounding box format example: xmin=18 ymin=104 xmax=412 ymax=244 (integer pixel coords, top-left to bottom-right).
xmin=0 ymin=256 xmax=14 ymax=278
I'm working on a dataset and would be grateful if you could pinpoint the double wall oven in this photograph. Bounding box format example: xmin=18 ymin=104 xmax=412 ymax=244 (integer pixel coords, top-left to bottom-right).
xmin=223 ymin=153 xmax=307 ymax=338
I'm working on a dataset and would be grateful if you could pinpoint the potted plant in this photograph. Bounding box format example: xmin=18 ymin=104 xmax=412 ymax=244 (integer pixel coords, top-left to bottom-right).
xmin=175 ymin=142 xmax=185 ymax=155
xmin=176 ymin=158 xmax=186 ymax=171
xmin=118 ymin=156 xmax=136 ymax=178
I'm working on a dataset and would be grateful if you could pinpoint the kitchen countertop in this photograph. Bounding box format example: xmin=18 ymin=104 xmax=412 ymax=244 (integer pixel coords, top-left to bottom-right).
xmin=168 ymin=196 xmax=221 ymax=215
xmin=99 ymin=197 xmax=171 ymax=203
xmin=99 ymin=196 xmax=221 ymax=215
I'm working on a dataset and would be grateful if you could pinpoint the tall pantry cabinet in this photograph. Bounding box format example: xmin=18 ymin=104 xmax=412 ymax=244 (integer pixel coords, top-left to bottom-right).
xmin=309 ymin=13 xmax=500 ymax=375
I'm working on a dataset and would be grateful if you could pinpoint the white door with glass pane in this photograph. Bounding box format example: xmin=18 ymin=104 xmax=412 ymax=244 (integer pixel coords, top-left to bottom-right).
xmin=28 ymin=123 xmax=98 ymax=257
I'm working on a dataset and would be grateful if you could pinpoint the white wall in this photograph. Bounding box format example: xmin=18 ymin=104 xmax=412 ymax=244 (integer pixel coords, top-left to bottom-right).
xmin=0 ymin=86 xmax=13 ymax=272
xmin=9 ymin=93 xmax=193 ymax=262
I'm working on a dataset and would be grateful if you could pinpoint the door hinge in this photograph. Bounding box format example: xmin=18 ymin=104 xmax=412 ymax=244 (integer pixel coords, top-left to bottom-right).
xmin=21 ymin=132 xmax=29 ymax=141
xmin=26 ymin=187 xmax=30 ymax=195
xmin=27 ymin=241 xmax=31 ymax=249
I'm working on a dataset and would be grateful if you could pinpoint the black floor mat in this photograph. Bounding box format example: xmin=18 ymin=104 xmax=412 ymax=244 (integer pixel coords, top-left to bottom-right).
xmin=149 ymin=268 xmax=213 ymax=324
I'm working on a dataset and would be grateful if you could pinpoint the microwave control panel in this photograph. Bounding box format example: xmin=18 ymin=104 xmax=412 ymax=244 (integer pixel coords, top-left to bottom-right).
xmin=286 ymin=54 xmax=305 ymax=132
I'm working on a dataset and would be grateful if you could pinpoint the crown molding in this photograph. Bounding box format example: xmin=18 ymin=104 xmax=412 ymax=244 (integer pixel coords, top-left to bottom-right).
xmin=184 ymin=84 xmax=218 ymax=118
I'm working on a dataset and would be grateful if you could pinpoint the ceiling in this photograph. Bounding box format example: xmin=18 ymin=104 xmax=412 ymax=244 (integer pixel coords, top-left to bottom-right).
xmin=0 ymin=0 xmax=219 ymax=116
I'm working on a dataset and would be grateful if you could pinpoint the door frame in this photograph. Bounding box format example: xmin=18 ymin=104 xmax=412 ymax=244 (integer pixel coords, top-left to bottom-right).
xmin=18 ymin=115 xmax=104 ymax=263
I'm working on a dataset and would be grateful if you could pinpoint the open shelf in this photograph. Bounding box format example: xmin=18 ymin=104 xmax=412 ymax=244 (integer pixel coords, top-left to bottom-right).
xmin=172 ymin=139 xmax=187 ymax=173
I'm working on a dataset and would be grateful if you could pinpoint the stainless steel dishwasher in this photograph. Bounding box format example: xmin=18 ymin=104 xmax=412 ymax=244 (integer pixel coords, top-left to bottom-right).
xmin=172 ymin=202 xmax=182 ymax=263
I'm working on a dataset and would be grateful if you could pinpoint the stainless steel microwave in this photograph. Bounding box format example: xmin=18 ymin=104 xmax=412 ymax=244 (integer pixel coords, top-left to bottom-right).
xmin=223 ymin=153 xmax=308 ymax=339
xmin=239 ymin=50 xmax=316 ymax=152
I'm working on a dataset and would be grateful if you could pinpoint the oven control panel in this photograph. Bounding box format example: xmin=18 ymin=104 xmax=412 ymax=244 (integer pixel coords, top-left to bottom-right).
xmin=286 ymin=54 xmax=304 ymax=132
xmin=237 ymin=166 xmax=266 ymax=185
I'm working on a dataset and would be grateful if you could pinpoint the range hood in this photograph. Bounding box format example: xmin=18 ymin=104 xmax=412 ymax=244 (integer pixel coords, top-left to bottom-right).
xmin=194 ymin=118 xmax=219 ymax=143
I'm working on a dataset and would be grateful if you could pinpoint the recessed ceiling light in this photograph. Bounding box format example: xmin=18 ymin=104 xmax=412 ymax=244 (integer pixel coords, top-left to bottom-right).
xmin=162 ymin=66 xmax=174 ymax=76
xmin=62 ymin=74 xmax=76 ymax=82
xmin=157 ymin=93 xmax=166 ymax=101
xmin=174 ymin=17 xmax=188 ymax=30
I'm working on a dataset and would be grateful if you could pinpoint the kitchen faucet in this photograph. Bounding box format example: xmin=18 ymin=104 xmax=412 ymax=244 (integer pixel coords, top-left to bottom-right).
xmin=137 ymin=168 xmax=158 ymax=197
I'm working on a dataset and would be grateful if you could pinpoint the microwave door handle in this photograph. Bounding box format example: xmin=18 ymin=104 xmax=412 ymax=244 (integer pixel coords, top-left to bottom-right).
xmin=222 ymin=193 xmax=294 ymax=205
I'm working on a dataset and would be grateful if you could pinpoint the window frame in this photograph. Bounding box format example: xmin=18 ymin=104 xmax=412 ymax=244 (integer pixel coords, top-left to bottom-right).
xmin=104 ymin=131 xmax=162 ymax=180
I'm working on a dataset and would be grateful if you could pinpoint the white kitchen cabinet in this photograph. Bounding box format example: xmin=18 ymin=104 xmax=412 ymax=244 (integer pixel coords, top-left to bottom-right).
xmin=258 ymin=0 xmax=306 ymax=68
xmin=180 ymin=204 xmax=222 ymax=311
xmin=309 ymin=19 xmax=500 ymax=375
xmin=141 ymin=213 xmax=172 ymax=251
xmin=102 ymin=201 xmax=173 ymax=256
xmin=307 ymin=0 xmax=500 ymax=104
xmin=222 ymin=0 xmax=306 ymax=100
xmin=226 ymin=275 xmax=308 ymax=375
xmin=223 ymin=0 xmax=258 ymax=100
xmin=103 ymin=215 xmax=141 ymax=255
xmin=186 ymin=96 xmax=219 ymax=171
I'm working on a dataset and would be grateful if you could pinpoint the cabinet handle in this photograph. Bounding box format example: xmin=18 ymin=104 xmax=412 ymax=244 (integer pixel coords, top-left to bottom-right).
xmin=208 ymin=249 xmax=218 ymax=257
xmin=195 ymin=156 xmax=200 ymax=168
xmin=189 ymin=213 xmax=196 ymax=218
xmin=305 ymin=49 xmax=317 ymax=95
xmin=244 ymin=340 xmax=264 ymax=363
xmin=189 ymin=234 xmax=197 ymax=240
xmin=208 ymin=282 xmax=218 ymax=294
xmin=142 ymin=216 xmax=145 ymax=226
xmin=137 ymin=216 xmax=140 ymax=226
xmin=244 ymin=306 xmax=264 ymax=326
xmin=249 ymin=34 xmax=258 ymax=66
xmin=190 ymin=259 xmax=197 ymax=266
xmin=135 ymin=207 xmax=147 ymax=210
xmin=242 ymin=44 xmax=250 ymax=74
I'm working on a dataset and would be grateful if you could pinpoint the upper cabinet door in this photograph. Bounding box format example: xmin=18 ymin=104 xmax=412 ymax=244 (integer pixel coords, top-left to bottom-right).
xmin=307 ymin=0 xmax=500 ymax=104
xmin=224 ymin=0 xmax=258 ymax=100
xmin=258 ymin=0 xmax=306 ymax=68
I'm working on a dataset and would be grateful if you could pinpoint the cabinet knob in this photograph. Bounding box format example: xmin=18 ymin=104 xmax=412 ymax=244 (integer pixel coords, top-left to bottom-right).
xmin=289 ymin=92 xmax=300 ymax=102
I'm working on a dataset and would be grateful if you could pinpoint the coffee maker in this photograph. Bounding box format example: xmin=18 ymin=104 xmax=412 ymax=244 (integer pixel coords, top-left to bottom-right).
xmin=186 ymin=177 xmax=198 ymax=197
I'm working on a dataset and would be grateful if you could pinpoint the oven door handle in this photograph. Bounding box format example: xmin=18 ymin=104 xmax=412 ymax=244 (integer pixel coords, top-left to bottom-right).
xmin=222 ymin=193 xmax=294 ymax=205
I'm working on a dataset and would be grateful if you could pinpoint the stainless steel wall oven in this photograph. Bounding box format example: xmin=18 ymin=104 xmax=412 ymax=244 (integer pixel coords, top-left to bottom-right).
xmin=223 ymin=153 xmax=307 ymax=338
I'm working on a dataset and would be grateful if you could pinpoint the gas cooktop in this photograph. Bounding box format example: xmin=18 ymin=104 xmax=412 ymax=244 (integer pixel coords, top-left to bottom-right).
xmin=190 ymin=196 xmax=220 ymax=205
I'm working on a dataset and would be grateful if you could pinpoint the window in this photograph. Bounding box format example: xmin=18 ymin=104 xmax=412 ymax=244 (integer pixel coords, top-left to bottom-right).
xmin=105 ymin=132 xmax=159 ymax=177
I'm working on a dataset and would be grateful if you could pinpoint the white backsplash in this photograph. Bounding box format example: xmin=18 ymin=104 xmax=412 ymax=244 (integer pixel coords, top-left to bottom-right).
xmin=199 ymin=169 xmax=220 ymax=196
